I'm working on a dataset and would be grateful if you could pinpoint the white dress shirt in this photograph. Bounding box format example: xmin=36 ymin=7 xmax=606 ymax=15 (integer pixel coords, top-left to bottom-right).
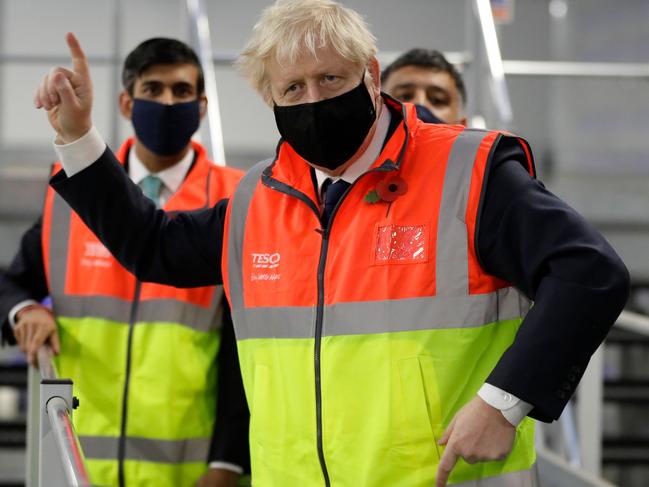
xmin=51 ymin=121 xmax=533 ymax=427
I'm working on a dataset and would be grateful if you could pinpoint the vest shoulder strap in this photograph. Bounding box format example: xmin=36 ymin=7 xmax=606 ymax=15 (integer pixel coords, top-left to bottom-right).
xmin=225 ymin=158 xmax=274 ymax=310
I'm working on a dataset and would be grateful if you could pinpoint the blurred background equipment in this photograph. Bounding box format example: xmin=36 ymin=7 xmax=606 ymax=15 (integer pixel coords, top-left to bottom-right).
xmin=1 ymin=0 xmax=648 ymax=485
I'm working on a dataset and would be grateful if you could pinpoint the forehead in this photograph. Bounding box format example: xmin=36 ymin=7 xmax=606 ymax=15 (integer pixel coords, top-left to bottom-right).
xmin=135 ymin=63 xmax=200 ymax=86
xmin=267 ymin=45 xmax=361 ymax=84
xmin=384 ymin=65 xmax=458 ymax=93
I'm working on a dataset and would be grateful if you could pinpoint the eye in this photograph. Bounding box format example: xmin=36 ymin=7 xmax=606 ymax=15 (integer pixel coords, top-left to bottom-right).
xmin=142 ymin=84 xmax=162 ymax=96
xmin=283 ymin=83 xmax=303 ymax=98
xmin=398 ymin=92 xmax=413 ymax=102
xmin=322 ymin=74 xmax=338 ymax=83
xmin=430 ymin=96 xmax=450 ymax=107
xmin=173 ymin=85 xmax=194 ymax=98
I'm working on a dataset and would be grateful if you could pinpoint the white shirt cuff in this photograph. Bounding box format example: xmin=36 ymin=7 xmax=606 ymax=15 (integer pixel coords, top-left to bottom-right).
xmin=478 ymin=383 xmax=533 ymax=427
xmin=8 ymin=300 xmax=39 ymax=328
xmin=207 ymin=461 xmax=243 ymax=475
xmin=53 ymin=126 xmax=106 ymax=177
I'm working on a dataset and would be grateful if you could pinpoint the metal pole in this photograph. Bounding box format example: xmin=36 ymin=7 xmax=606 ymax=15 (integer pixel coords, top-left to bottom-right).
xmin=26 ymin=365 xmax=40 ymax=487
xmin=576 ymin=346 xmax=604 ymax=477
xmin=35 ymin=346 xmax=90 ymax=487
xmin=186 ymin=0 xmax=227 ymax=165
xmin=474 ymin=0 xmax=513 ymax=128
xmin=536 ymin=447 xmax=615 ymax=487
xmin=109 ymin=0 xmax=123 ymax=149
xmin=26 ymin=345 xmax=55 ymax=486
xmin=615 ymin=309 xmax=649 ymax=335
xmin=37 ymin=345 xmax=55 ymax=380
xmin=464 ymin=0 xmax=481 ymax=125
xmin=503 ymin=60 xmax=649 ymax=79
xmin=46 ymin=396 xmax=90 ymax=487
xmin=559 ymin=401 xmax=582 ymax=467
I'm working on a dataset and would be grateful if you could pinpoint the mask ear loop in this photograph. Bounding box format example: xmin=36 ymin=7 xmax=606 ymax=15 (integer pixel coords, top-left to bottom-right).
xmin=362 ymin=68 xmax=382 ymax=120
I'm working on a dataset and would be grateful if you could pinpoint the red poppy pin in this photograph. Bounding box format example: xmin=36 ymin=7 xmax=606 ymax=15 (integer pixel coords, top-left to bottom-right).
xmin=365 ymin=175 xmax=408 ymax=203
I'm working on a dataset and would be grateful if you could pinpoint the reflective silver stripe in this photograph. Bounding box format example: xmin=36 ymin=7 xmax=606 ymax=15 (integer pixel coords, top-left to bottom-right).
xmin=55 ymin=294 xmax=223 ymax=333
xmin=48 ymin=192 xmax=72 ymax=299
xmin=227 ymin=159 xmax=271 ymax=311
xmin=138 ymin=296 xmax=223 ymax=332
xmin=79 ymin=435 xmax=118 ymax=460
xmin=48 ymin=186 xmax=222 ymax=333
xmin=451 ymin=465 xmax=538 ymax=486
xmin=436 ymin=129 xmax=490 ymax=296
xmin=234 ymin=306 xmax=316 ymax=340
xmin=79 ymin=435 xmax=210 ymax=464
xmin=235 ymin=287 xmax=524 ymax=340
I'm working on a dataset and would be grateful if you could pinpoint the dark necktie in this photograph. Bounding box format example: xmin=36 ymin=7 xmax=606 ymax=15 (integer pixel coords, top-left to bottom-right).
xmin=321 ymin=178 xmax=351 ymax=227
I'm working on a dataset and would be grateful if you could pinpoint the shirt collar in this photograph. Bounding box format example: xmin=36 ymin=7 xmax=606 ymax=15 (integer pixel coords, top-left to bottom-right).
xmin=128 ymin=145 xmax=195 ymax=194
xmin=314 ymin=103 xmax=392 ymax=192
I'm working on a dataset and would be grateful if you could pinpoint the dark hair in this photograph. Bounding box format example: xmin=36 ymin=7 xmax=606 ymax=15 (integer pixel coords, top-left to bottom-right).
xmin=381 ymin=48 xmax=466 ymax=104
xmin=122 ymin=38 xmax=204 ymax=96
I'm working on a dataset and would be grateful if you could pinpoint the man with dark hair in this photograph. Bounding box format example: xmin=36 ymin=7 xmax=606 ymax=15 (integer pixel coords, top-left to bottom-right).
xmin=0 ymin=38 xmax=248 ymax=487
xmin=382 ymin=48 xmax=467 ymax=125
xmin=35 ymin=2 xmax=629 ymax=483
xmin=122 ymin=37 xmax=205 ymax=96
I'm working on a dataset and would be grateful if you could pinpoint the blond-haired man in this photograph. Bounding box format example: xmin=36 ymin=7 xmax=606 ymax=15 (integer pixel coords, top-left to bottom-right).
xmin=34 ymin=1 xmax=628 ymax=486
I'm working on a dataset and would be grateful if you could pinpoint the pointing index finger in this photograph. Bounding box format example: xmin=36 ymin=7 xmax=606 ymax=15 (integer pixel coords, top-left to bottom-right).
xmin=65 ymin=32 xmax=89 ymax=78
xmin=436 ymin=444 xmax=459 ymax=487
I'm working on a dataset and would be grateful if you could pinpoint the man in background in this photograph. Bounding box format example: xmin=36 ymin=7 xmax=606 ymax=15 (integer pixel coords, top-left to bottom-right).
xmin=33 ymin=1 xmax=629 ymax=485
xmin=0 ymin=38 xmax=248 ymax=487
xmin=382 ymin=48 xmax=467 ymax=125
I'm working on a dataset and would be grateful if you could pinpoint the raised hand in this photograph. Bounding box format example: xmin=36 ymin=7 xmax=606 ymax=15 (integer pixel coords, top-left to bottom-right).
xmin=33 ymin=32 xmax=93 ymax=143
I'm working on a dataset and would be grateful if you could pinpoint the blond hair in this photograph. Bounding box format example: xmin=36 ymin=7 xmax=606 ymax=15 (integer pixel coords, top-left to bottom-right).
xmin=237 ymin=0 xmax=377 ymax=105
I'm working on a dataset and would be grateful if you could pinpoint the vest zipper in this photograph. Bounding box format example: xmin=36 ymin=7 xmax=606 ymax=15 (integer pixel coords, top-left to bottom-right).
xmin=263 ymin=163 xmax=399 ymax=487
xmin=117 ymin=280 xmax=142 ymax=487
xmin=315 ymin=227 xmax=331 ymax=487
xmin=261 ymin=176 xmax=333 ymax=485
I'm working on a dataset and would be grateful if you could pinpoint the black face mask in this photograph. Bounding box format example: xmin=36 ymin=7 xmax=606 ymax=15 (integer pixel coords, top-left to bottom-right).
xmin=415 ymin=104 xmax=445 ymax=124
xmin=273 ymin=78 xmax=376 ymax=170
xmin=131 ymin=99 xmax=200 ymax=156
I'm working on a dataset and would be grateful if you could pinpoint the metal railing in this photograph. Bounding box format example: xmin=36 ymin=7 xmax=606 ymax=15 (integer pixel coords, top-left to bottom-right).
xmin=186 ymin=0 xmax=227 ymax=166
xmin=503 ymin=60 xmax=649 ymax=79
xmin=26 ymin=346 xmax=91 ymax=487
xmin=537 ymin=447 xmax=616 ymax=487
xmin=473 ymin=0 xmax=513 ymax=126
xmin=463 ymin=0 xmax=514 ymax=129
xmin=574 ymin=310 xmax=649 ymax=478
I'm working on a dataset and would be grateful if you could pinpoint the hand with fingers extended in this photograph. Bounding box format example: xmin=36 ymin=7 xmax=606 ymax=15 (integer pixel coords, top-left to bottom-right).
xmin=13 ymin=305 xmax=60 ymax=367
xmin=435 ymin=396 xmax=516 ymax=487
xmin=33 ymin=32 xmax=93 ymax=143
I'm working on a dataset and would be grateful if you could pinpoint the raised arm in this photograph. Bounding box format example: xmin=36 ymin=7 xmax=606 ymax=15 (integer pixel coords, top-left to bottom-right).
xmin=34 ymin=34 xmax=225 ymax=287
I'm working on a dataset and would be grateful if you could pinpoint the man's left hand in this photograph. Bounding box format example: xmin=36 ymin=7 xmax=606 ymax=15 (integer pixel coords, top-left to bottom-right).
xmin=195 ymin=468 xmax=240 ymax=487
xmin=435 ymin=395 xmax=516 ymax=487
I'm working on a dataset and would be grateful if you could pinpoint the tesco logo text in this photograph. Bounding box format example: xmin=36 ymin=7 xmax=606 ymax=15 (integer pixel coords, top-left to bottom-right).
xmin=252 ymin=253 xmax=281 ymax=269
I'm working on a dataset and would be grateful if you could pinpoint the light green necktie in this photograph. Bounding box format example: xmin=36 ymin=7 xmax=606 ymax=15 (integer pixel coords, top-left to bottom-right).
xmin=139 ymin=174 xmax=163 ymax=208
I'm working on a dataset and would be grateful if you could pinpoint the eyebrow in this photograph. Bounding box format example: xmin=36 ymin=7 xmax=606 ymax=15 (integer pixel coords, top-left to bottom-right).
xmin=140 ymin=80 xmax=194 ymax=89
xmin=392 ymin=82 xmax=450 ymax=95
xmin=391 ymin=82 xmax=419 ymax=90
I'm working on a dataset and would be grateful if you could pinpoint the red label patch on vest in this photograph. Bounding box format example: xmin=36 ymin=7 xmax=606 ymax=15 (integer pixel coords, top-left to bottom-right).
xmin=373 ymin=224 xmax=429 ymax=264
